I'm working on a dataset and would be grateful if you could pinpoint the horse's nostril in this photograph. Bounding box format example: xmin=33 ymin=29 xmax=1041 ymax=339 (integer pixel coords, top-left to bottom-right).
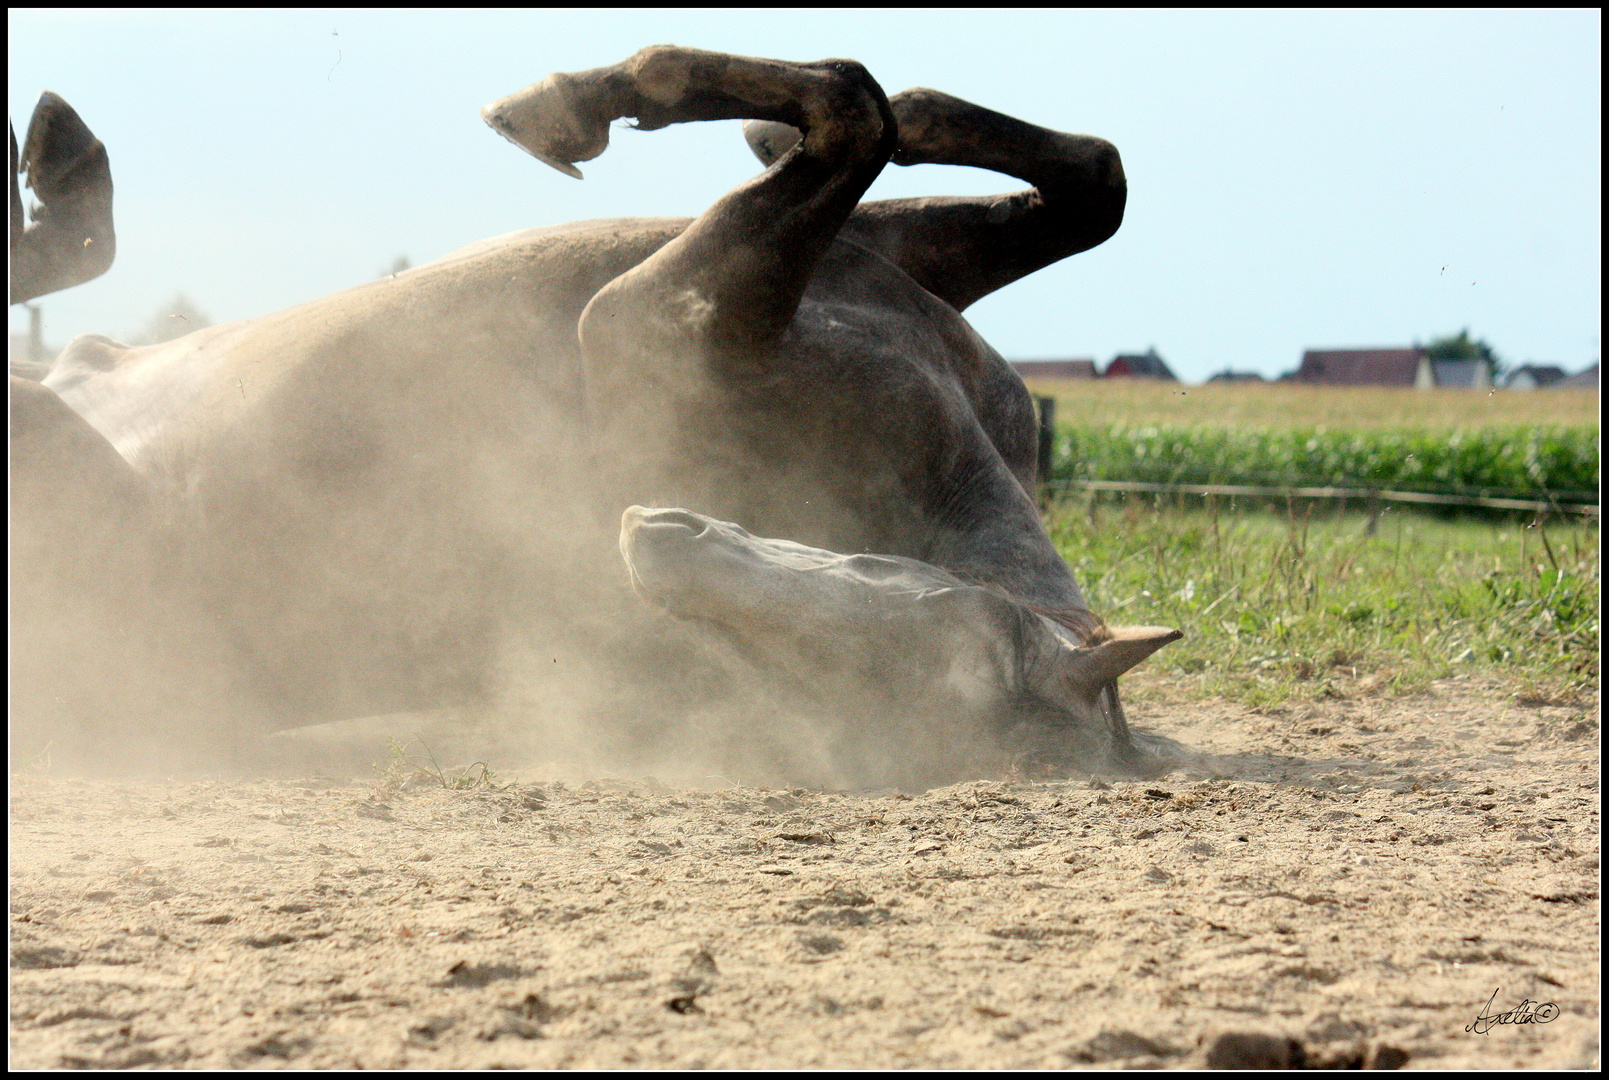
xmin=637 ymin=508 xmax=707 ymax=534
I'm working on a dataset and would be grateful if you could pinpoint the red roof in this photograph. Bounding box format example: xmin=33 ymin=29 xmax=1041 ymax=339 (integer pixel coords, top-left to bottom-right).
xmin=1294 ymin=348 xmax=1423 ymax=387
xmin=1104 ymin=351 xmax=1177 ymax=380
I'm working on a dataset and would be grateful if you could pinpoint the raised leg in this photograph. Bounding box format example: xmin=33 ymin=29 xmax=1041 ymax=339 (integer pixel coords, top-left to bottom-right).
xmin=746 ymin=88 xmax=1125 ymax=313
xmin=484 ymin=46 xmax=895 ymax=361
xmin=9 ymin=92 xmax=116 ymax=304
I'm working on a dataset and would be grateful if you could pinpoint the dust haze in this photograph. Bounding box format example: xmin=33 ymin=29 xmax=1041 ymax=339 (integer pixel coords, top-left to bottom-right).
xmin=12 ymin=46 xmax=1165 ymax=790
xmin=9 ymin=274 xmax=1029 ymax=794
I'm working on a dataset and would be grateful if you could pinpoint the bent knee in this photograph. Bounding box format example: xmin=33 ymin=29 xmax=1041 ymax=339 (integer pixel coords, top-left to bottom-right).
xmin=1063 ymin=135 xmax=1126 ymax=243
xmin=1078 ymin=136 xmax=1125 ymax=205
xmin=800 ymin=58 xmax=896 ymax=164
xmin=1097 ymin=137 xmax=1126 ymax=192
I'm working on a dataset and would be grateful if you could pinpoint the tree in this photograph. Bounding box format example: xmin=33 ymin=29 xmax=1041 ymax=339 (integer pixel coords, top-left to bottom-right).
xmin=1423 ymin=328 xmax=1503 ymax=384
xmin=131 ymin=293 xmax=211 ymax=345
xmin=381 ymin=255 xmax=411 ymax=278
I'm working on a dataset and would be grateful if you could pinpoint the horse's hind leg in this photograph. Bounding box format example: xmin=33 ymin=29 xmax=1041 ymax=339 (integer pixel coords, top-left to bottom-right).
xmin=484 ymin=46 xmax=895 ymax=360
xmin=747 ymin=88 xmax=1126 ymax=313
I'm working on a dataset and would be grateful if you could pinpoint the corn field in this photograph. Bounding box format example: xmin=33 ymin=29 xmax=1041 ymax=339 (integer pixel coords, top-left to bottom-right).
xmin=1052 ymin=423 xmax=1599 ymax=503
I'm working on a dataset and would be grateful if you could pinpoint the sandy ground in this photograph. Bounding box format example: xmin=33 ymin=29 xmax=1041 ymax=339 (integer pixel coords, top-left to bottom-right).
xmin=8 ymin=677 xmax=1599 ymax=1070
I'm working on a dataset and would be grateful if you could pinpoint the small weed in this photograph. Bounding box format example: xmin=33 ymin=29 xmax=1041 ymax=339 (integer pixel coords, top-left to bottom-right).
xmin=372 ymin=736 xmax=497 ymax=793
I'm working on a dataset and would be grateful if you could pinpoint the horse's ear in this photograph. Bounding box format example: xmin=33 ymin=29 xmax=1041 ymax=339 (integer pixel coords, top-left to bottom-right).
xmin=1062 ymin=626 xmax=1181 ymax=691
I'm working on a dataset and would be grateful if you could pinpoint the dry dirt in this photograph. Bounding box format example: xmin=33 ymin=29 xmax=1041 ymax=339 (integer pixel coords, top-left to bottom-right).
xmin=8 ymin=678 xmax=1600 ymax=1070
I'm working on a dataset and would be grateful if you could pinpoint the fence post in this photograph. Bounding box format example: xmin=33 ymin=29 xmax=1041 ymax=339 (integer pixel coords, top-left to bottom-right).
xmin=1035 ymin=395 xmax=1056 ymax=503
xmin=27 ymin=303 xmax=44 ymax=365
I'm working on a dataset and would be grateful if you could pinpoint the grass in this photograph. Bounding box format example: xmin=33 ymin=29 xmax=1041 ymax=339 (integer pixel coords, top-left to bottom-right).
xmin=1048 ymin=496 xmax=1600 ymax=708
xmin=1021 ymin=379 xmax=1601 ymax=431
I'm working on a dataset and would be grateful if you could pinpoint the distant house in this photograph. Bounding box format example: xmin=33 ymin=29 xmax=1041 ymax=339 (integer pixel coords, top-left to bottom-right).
xmin=1104 ymin=347 xmax=1176 ymax=380
xmin=1424 ymin=359 xmax=1492 ymax=391
xmin=1205 ymin=369 xmax=1266 ymax=384
xmin=1292 ymin=347 xmax=1424 ymax=387
xmin=1505 ymin=364 xmax=1568 ymax=390
xmin=1010 ymin=358 xmax=1097 ymax=380
xmin=1555 ymin=361 xmax=1599 ymax=389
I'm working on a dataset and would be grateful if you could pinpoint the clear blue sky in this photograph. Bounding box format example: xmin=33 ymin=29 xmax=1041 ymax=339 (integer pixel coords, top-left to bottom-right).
xmin=9 ymin=8 xmax=1601 ymax=382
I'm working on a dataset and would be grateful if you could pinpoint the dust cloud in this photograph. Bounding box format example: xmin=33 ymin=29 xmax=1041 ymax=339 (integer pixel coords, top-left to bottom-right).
xmin=9 ymin=299 xmax=1036 ymax=794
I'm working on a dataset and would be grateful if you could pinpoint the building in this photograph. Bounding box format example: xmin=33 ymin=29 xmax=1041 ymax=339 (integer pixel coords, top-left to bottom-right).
xmin=1293 ymin=347 xmax=1504 ymax=389
xmin=1103 ymin=347 xmax=1176 ymax=380
xmin=1009 ymin=358 xmax=1097 ymax=380
xmin=1505 ymin=364 xmax=1568 ymax=390
xmin=1421 ymin=359 xmax=1492 ymax=391
xmin=1555 ymin=362 xmax=1599 ymax=389
xmin=1291 ymin=347 xmax=1423 ymax=387
xmin=1205 ymin=369 xmax=1266 ymax=383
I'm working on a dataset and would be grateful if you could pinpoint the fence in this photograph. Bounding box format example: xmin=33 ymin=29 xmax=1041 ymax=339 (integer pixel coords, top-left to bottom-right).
xmin=1045 ymin=478 xmax=1598 ymax=517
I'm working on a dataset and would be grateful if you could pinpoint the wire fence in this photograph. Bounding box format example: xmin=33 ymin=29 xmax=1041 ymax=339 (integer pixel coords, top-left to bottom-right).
xmin=1044 ymin=478 xmax=1599 ymax=517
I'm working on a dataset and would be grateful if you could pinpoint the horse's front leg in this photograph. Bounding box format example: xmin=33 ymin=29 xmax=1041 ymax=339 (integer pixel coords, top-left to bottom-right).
xmin=485 ymin=45 xmax=896 ymax=360
xmin=9 ymin=92 xmax=115 ymax=305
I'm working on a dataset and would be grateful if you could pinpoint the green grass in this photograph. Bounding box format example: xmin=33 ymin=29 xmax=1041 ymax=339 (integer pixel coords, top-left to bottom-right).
xmin=1048 ymin=497 xmax=1600 ymax=707
xmin=1053 ymin=423 xmax=1599 ymax=502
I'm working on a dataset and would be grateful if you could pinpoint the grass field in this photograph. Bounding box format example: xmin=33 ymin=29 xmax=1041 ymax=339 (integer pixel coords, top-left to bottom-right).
xmin=1020 ymin=378 xmax=1601 ymax=430
xmin=1047 ymin=497 xmax=1599 ymax=708
xmin=1024 ymin=379 xmax=1599 ymax=504
xmin=1051 ymin=423 xmax=1599 ymax=501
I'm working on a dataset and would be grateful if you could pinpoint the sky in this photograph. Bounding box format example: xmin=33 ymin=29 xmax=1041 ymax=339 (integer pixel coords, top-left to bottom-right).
xmin=8 ymin=8 xmax=1601 ymax=383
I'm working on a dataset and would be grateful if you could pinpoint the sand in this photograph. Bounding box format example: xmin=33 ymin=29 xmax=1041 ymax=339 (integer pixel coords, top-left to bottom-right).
xmin=8 ymin=677 xmax=1598 ymax=1069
